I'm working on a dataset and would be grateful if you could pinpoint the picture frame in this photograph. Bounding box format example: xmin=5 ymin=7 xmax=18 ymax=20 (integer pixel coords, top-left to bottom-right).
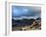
xmin=5 ymin=1 xmax=45 ymax=35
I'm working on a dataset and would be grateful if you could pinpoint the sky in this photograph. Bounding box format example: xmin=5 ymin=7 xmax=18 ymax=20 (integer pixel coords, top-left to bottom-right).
xmin=12 ymin=6 xmax=41 ymax=19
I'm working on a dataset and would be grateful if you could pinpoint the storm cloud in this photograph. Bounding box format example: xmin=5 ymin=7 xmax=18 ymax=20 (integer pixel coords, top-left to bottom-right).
xmin=12 ymin=6 xmax=41 ymax=19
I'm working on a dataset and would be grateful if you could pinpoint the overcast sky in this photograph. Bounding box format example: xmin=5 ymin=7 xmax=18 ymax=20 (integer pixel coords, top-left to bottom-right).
xmin=12 ymin=6 xmax=41 ymax=18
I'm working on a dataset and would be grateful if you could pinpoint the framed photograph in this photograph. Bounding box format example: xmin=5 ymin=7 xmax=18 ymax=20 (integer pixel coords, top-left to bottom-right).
xmin=5 ymin=2 xmax=44 ymax=35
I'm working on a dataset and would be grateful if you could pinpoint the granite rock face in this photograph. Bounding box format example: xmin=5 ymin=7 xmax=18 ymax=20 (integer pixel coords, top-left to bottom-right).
xmin=12 ymin=17 xmax=41 ymax=31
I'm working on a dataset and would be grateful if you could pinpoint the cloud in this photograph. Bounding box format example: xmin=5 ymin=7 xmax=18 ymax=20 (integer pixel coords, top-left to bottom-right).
xmin=12 ymin=6 xmax=41 ymax=17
